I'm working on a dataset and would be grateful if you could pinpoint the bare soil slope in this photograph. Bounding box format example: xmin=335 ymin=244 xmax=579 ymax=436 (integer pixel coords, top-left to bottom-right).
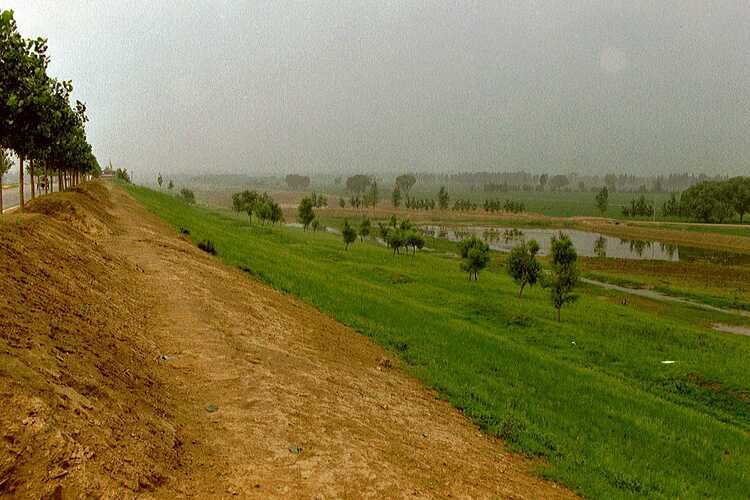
xmin=1 ymin=183 xmax=572 ymax=498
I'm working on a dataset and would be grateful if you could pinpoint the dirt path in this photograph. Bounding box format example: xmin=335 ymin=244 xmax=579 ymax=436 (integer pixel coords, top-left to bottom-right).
xmin=100 ymin=186 xmax=572 ymax=498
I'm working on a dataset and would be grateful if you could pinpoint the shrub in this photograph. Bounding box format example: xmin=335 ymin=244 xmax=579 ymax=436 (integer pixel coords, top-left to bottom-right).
xmin=197 ymin=239 xmax=216 ymax=255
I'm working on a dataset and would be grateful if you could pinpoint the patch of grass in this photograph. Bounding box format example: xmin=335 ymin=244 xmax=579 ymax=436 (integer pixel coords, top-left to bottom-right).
xmin=125 ymin=184 xmax=750 ymax=499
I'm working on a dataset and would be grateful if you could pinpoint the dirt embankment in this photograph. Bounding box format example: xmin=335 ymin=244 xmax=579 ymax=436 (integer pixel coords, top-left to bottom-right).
xmin=1 ymin=183 xmax=572 ymax=498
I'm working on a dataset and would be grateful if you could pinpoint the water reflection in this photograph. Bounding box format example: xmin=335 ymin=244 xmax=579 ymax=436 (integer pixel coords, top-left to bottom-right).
xmin=593 ymin=236 xmax=607 ymax=258
xmin=420 ymin=225 xmax=750 ymax=264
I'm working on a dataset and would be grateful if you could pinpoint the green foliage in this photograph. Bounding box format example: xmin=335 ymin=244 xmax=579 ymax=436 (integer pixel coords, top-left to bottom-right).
xmin=297 ymin=196 xmax=315 ymax=230
xmin=622 ymin=194 xmax=654 ymax=217
xmin=179 ymin=188 xmax=196 ymax=204
xmin=506 ymin=239 xmax=541 ymax=296
xmin=395 ymin=174 xmax=416 ymax=196
xmin=338 ymin=197 xmax=345 ymax=208
xmin=310 ymin=191 xmax=327 ymax=208
xmin=197 ymin=239 xmax=216 ymax=255
xmin=285 ymin=174 xmax=310 ymax=190
xmin=542 ymin=232 xmax=578 ymax=321
xmin=680 ymin=181 xmax=734 ymax=223
xmin=0 ymin=9 xmax=97 ymax=181
xmin=386 ymin=228 xmax=405 ymax=254
xmin=167 ymin=179 xmax=174 ymax=190
xmin=459 ymin=236 xmax=489 ymax=280
xmin=358 ymin=218 xmax=371 ymax=241
xmin=342 ymin=219 xmax=357 ymax=249
xmin=391 ymin=183 xmax=402 ymax=207
xmin=157 ymin=172 xmax=163 ymax=188
xmin=437 ymin=186 xmax=450 ymax=210
xmin=345 ymin=174 xmax=371 ymax=195
xmin=595 ymin=186 xmax=609 ymax=215
xmin=549 ymin=174 xmax=569 ymax=191
xmin=115 ymin=168 xmax=131 ymax=183
xmin=0 ymin=149 xmax=12 ymax=177
xmin=404 ymin=230 xmax=425 ymax=254
xmin=311 ymin=217 xmax=321 ymax=232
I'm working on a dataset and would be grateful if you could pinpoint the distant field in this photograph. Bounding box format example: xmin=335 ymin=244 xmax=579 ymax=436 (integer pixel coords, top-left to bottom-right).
xmin=188 ymin=180 xmax=739 ymax=223
xmin=127 ymin=183 xmax=750 ymax=499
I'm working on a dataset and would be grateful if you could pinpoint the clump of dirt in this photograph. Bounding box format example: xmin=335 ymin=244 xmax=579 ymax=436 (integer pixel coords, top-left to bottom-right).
xmin=24 ymin=182 xmax=115 ymax=237
xmin=0 ymin=185 xmax=180 ymax=497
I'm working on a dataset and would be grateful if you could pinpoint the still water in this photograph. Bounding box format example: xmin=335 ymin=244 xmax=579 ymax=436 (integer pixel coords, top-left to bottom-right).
xmin=420 ymin=225 xmax=750 ymax=265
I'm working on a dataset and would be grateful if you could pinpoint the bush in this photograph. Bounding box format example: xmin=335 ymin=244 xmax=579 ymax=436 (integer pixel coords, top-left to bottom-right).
xmin=180 ymin=188 xmax=196 ymax=204
xmin=197 ymin=239 xmax=216 ymax=255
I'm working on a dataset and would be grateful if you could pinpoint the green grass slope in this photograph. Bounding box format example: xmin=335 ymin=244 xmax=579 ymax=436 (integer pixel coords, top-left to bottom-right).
xmin=125 ymin=184 xmax=750 ymax=499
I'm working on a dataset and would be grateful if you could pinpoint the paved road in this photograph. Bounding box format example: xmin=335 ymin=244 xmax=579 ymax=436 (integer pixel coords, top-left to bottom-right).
xmin=1 ymin=183 xmax=59 ymax=213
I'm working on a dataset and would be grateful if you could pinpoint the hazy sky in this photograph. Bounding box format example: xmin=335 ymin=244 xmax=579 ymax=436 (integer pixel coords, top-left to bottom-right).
xmin=6 ymin=1 xmax=750 ymax=177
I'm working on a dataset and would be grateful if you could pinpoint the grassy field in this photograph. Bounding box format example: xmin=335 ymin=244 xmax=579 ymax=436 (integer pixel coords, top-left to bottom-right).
xmin=125 ymin=183 xmax=750 ymax=499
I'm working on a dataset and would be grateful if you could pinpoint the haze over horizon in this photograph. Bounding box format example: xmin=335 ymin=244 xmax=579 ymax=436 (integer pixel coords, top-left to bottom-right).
xmin=7 ymin=1 xmax=750 ymax=178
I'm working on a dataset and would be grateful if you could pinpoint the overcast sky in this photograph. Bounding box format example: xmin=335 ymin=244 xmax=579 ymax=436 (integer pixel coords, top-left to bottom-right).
xmin=6 ymin=1 xmax=750 ymax=177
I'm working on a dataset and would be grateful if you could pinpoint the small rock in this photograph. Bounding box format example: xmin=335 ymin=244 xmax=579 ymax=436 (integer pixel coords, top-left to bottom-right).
xmin=206 ymin=404 xmax=219 ymax=413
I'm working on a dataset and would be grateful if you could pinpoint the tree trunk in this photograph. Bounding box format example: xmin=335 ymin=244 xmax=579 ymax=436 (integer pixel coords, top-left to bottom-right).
xmin=44 ymin=163 xmax=49 ymax=194
xmin=0 ymin=172 xmax=3 ymax=213
xmin=30 ymin=159 xmax=36 ymax=199
xmin=18 ymin=156 xmax=24 ymax=212
xmin=58 ymin=169 xmax=63 ymax=192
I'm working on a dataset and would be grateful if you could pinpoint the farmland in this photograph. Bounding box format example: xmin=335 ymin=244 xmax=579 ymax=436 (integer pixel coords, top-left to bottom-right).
xmin=126 ymin=183 xmax=750 ymax=498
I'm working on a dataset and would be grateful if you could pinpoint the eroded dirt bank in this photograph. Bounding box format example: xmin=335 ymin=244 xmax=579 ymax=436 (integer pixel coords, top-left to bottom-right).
xmin=1 ymin=183 xmax=572 ymax=498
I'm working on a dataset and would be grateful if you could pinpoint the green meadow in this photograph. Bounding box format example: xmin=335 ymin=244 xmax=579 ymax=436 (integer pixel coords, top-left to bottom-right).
xmin=125 ymin=184 xmax=750 ymax=499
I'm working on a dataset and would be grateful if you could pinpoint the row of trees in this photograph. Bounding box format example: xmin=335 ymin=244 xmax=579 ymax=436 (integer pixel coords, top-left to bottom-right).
xmin=680 ymin=177 xmax=750 ymax=223
xmin=1 ymin=10 xmax=99 ymax=212
xmin=464 ymin=233 xmax=579 ymax=320
xmin=232 ymin=190 xmax=283 ymax=224
xmin=598 ymin=177 xmax=750 ymax=222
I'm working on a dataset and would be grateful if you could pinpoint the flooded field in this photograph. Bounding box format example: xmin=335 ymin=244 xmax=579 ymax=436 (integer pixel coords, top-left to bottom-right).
xmin=420 ymin=225 xmax=750 ymax=265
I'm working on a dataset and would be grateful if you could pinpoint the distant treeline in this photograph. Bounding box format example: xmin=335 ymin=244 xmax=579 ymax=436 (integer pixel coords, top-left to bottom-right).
xmin=412 ymin=171 xmax=726 ymax=193
xmin=661 ymin=177 xmax=750 ymax=223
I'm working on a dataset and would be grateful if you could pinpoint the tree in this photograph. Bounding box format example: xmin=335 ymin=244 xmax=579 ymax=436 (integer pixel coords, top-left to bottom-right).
xmin=727 ymin=177 xmax=750 ymax=223
xmin=391 ymin=184 xmax=402 ymax=208
xmin=395 ymin=174 xmax=416 ymax=197
xmin=549 ymin=174 xmax=569 ymax=191
xmin=285 ymin=174 xmax=310 ymax=190
xmin=506 ymin=239 xmax=541 ymax=297
xmin=680 ymin=181 xmax=734 ymax=223
xmin=542 ymin=232 xmax=578 ymax=321
xmin=338 ymin=197 xmax=345 ymax=208
xmin=404 ymin=230 xmax=425 ymax=254
xmin=342 ymin=220 xmax=357 ymax=249
xmin=595 ymin=186 xmax=609 ymax=215
xmin=359 ymin=218 xmax=371 ymax=241
xmin=604 ymin=173 xmax=617 ymax=193
xmin=0 ymin=10 xmax=99 ymax=208
xmin=378 ymin=221 xmax=390 ymax=241
xmin=345 ymin=174 xmax=371 ymax=196
xmin=297 ymin=196 xmax=315 ymax=230
xmin=0 ymin=149 xmax=11 ymax=212
xmin=386 ymin=229 xmax=405 ymax=254
xmin=366 ymin=181 xmax=379 ymax=207
xmin=437 ymin=186 xmax=449 ymax=210
xmin=157 ymin=172 xmax=163 ymax=188
xmin=539 ymin=174 xmax=548 ymax=190
xmin=459 ymin=237 xmax=489 ymax=281
xmin=179 ymin=188 xmax=196 ymax=204
xmin=168 ymin=179 xmax=174 ymax=190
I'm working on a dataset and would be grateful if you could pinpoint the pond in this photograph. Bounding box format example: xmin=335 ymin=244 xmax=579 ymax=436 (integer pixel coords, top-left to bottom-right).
xmin=419 ymin=225 xmax=750 ymax=265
